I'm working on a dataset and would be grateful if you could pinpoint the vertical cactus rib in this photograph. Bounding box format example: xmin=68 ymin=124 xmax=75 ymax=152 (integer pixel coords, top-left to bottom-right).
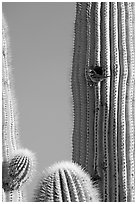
xmin=78 ymin=3 xmax=88 ymax=167
xmin=125 ymin=2 xmax=135 ymax=202
xmin=54 ymin=171 xmax=63 ymax=202
xmin=117 ymin=3 xmax=128 ymax=201
xmin=93 ymin=3 xmax=101 ymax=181
xmin=94 ymin=3 xmax=101 ymax=65
xmin=85 ymin=2 xmax=95 ymax=175
xmin=64 ymin=169 xmax=79 ymax=202
xmin=100 ymin=2 xmax=110 ymax=201
xmin=109 ymin=2 xmax=119 ymax=201
xmin=72 ymin=173 xmax=86 ymax=202
xmin=71 ymin=3 xmax=82 ymax=163
xmin=59 ymin=169 xmax=71 ymax=202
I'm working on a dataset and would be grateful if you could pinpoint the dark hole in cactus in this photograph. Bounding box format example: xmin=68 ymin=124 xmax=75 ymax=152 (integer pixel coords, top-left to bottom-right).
xmin=89 ymin=65 xmax=104 ymax=76
xmin=92 ymin=172 xmax=101 ymax=183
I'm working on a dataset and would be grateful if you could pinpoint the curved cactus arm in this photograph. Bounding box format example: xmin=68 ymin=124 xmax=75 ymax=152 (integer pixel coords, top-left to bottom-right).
xmin=2 ymin=13 xmax=24 ymax=202
xmin=2 ymin=14 xmax=36 ymax=202
xmin=2 ymin=14 xmax=20 ymax=159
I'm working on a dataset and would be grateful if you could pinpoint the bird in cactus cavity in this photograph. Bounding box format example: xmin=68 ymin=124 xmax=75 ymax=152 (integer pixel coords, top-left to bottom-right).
xmin=86 ymin=65 xmax=110 ymax=85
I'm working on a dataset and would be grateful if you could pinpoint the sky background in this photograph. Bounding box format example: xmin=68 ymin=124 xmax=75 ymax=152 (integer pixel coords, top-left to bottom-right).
xmin=3 ymin=2 xmax=75 ymax=201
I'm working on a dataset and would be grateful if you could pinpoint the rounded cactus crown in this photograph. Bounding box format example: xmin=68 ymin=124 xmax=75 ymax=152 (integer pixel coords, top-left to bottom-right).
xmin=34 ymin=161 xmax=101 ymax=202
xmin=2 ymin=149 xmax=36 ymax=192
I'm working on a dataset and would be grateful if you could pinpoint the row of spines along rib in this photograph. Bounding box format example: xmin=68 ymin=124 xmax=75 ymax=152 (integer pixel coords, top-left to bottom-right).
xmin=33 ymin=161 xmax=100 ymax=202
xmin=71 ymin=2 xmax=135 ymax=202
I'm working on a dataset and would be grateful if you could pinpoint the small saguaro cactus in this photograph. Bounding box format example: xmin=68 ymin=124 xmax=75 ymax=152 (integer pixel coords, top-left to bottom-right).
xmin=71 ymin=2 xmax=135 ymax=202
xmin=33 ymin=161 xmax=100 ymax=202
xmin=2 ymin=14 xmax=36 ymax=202
xmin=2 ymin=149 xmax=36 ymax=192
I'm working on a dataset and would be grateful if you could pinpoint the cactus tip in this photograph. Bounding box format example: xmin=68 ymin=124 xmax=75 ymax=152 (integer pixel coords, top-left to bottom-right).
xmin=2 ymin=148 xmax=36 ymax=192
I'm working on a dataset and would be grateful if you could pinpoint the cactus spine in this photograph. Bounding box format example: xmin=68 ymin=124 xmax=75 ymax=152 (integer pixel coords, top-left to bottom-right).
xmin=71 ymin=2 xmax=135 ymax=202
xmin=34 ymin=161 xmax=100 ymax=202
xmin=2 ymin=15 xmax=35 ymax=202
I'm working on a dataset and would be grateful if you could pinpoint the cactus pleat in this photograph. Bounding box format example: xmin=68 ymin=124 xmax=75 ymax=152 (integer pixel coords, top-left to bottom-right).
xmin=125 ymin=2 xmax=135 ymax=202
xmin=71 ymin=3 xmax=81 ymax=163
xmin=93 ymin=3 xmax=101 ymax=184
xmin=34 ymin=161 xmax=100 ymax=202
xmin=109 ymin=2 xmax=119 ymax=201
xmin=71 ymin=2 xmax=135 ymax=202
xmin=85 ymin=2 xmax=95 ymax=176
xmin=71 ymin=3 xmax=88 ymax=166
xmin=63 ymin=169 xmax=79 ymax=201
xmin=117 ymin=3 xmax=128 ymax=201
xmin=100 ymin=3 xmax=110 ymax=201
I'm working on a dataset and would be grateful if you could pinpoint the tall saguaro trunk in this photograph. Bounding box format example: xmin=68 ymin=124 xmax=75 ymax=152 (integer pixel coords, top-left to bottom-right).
xmin=71 ymin=2 xmax=135 ymax=202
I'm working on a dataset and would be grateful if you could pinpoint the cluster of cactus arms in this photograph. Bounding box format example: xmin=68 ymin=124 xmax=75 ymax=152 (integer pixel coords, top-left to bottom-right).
xmin=71 ymin=2 xmax=135 ymax=202
xmin=2 ymin=2 xmax=135 ymax=203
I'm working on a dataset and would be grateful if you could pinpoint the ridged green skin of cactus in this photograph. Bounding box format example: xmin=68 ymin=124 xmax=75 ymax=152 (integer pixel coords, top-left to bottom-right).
xmin=2 ymin=149 xmax=36 ymax=192
xmin=2 ymin=14 xmax=36 ymax=202
xmin=71 ymin=2 xmax=135 ymax=202
xmin=33 ymin=161 xmax=100 ymax=202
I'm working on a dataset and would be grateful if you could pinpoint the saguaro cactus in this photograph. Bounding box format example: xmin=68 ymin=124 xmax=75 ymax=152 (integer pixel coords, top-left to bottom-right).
xmin=71 ymin=2 xmax=135 ymax=202
xmin=2 ymin=15 xmax=36 ymax=202
xmin=34 ymin=161 xmax=100 ymax=202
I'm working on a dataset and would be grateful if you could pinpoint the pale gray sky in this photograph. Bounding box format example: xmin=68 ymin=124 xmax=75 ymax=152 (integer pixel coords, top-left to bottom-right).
xmin=3 ymin=2 xmax=75 ymax=201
